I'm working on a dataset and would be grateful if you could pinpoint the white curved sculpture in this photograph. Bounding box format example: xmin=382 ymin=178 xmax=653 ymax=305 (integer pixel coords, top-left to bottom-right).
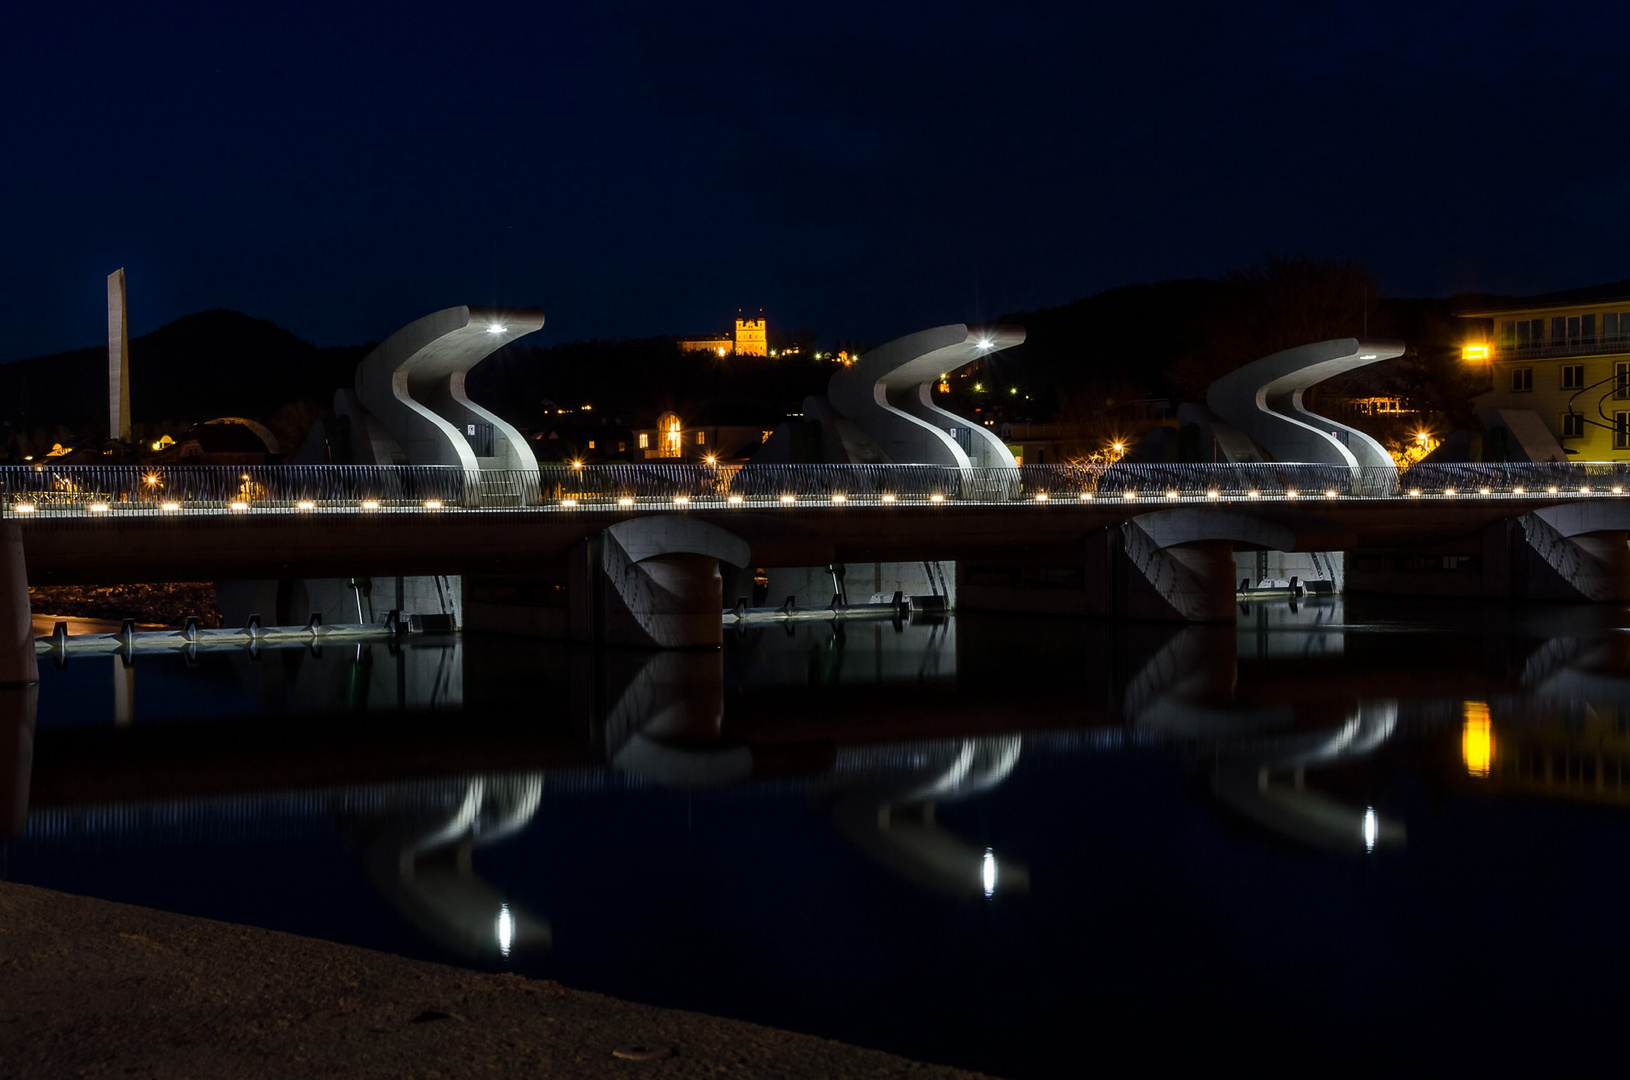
xmin=1206 ymin=338 xmax=1404 ymax=473
xmin=826 ymin=324 xmax=1024 ymax=468
xmin=351 ymin=305 xmax=545 ymax=503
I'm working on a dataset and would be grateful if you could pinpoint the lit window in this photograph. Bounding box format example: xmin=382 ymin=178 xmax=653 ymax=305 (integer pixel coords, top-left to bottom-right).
xmin=657 ymin=412 xmax=683 ymax=457
xmin=1462 ymin=702 xmax=1493 ymax=777
xmin=588 ymin=440 xmax=596 ymax=450
xmin=696 ymin=432 xmax=705 ymax=445
xmin=1511 ymin=367 xmax=1532 ymax=392
xmin=638 ymin=433 xmax=649 ymax=449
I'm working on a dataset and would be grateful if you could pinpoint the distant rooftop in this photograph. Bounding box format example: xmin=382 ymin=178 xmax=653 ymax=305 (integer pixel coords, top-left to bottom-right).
xmin=1459 ymin=280 xmax=1630 ymax=317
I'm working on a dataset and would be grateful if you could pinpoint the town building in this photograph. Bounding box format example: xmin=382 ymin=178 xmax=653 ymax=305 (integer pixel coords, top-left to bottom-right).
xmin=1463 ymin=281 xmax=1630 ymax=462
xmin=677 ymin=334 xmax=734 ymax=356
xmin=676 ymin=312 xmax=769 ymax=357
xmin=632 ymin=408 xmax=779 ymax=463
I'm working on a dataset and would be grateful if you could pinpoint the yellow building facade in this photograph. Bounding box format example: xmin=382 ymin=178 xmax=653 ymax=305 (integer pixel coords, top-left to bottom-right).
xmin=678 ymin=335 xmax=733 ymax=356
xmin=1466 ymin=285 xmax=1630 ymax=462
xmin=734 ymin=316 xmax=767 ymax=357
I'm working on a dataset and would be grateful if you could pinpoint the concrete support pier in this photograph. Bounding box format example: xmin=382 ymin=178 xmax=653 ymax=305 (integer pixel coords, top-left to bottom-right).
xmin=1119 ymin=534 xmax=1241 ymax=622
xmin=962 ymin=511 xmax=1298 ymax=623
xmin=1 ymin=522 xmax=38 ymax=837
xmin=570 ymin=517 xmax=751 ymax=648
xmin=1 ymin=523 xmax=38 ymax=690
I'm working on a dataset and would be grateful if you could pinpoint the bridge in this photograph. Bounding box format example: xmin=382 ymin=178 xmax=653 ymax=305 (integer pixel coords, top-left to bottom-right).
xmin=5 ymin=459 xmax=1630 ymax=664
xmin=6 ymin=303 xmax=1630 ymax=679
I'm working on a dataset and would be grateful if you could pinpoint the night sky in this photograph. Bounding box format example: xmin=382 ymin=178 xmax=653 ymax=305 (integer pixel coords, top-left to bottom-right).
xmin=3 ymin=0 xmax=1625 ymax=363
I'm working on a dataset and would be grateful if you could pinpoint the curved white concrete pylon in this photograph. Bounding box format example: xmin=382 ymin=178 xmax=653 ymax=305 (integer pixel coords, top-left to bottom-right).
xmin=828 ymin=324 xmax=1024 ymax=468
xmin=354 ymin=305 xmax=544 ymax=498
xmin=1206 ymin=338 xmax=1404 ymax=473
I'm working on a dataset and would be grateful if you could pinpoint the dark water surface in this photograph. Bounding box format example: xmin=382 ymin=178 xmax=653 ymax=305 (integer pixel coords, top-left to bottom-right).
xmin=6 ymin=599 xmax=1630 ymax=1074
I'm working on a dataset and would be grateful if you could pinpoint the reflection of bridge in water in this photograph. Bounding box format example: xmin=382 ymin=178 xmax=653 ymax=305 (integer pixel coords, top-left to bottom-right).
xmin=15 ymin=603 xmax=1630 ymax=962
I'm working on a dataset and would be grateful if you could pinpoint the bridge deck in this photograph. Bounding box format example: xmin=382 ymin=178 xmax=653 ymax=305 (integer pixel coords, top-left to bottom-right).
xmin=6 ymin=463 xmax=1629 ymax=583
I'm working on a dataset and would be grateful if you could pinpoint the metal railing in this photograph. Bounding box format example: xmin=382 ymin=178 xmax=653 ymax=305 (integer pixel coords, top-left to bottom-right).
xmin=1494 ymin=337 xmax=1630 ymax=362
xmin=5 ymin=462 xmax=1630 ymax=520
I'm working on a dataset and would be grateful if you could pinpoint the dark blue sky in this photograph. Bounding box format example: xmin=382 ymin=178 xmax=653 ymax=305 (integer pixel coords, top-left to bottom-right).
xmin=2 ymin=0 xmax=1625 ymax=362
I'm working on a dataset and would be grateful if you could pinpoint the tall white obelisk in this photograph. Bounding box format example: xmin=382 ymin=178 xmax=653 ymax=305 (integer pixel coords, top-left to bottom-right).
xmin=107 ymin=268 xmax=130 ymax=442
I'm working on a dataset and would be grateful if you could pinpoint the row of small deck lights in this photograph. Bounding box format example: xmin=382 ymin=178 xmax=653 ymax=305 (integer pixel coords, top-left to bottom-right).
xmin=7 ymin=482 xmax=1628 ymax=516
xmin=556 ymin=492 xmax=952 ymax=508
xmin=1403 ymin=483 xmax=1626 ymax=497
xmin=558 ymin=485 xmax=1630 ymax=507
xmin=6 ymin=498 xmax=451 ymax=514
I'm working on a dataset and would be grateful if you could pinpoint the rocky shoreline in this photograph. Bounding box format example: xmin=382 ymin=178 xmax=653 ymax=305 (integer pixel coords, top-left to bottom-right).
xmin=26 ymin=582 xmax=223 ymax=629
xmin=0 ymin=881 xmax=993 ymax=1079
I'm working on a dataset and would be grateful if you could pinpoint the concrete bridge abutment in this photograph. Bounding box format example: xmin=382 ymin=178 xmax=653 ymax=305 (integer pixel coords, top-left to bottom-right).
xmin=1518 ymin=506 xmax=1630 ymax=602
xmin=1 ymin=522 xmax=39 ymax=837
xmin=1117 ymin=534 xmax=1241 ymax=622
xmin=568 ymin=517 xmax=751 ymax=649
xmin=1 ymin=523 xmax=38 ymax=691
xmin=1347 ymin=508 xmax=1630 ymax=604
xmin=1107 ymin=511 xmax=1296 ymax=622
xmin=958 ymin=510 xmax=1301 ymax=623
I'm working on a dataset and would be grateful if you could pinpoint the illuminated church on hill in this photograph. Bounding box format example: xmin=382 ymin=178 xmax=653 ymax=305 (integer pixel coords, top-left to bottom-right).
xmin=679 ymin=310 xmax=767 ymax=357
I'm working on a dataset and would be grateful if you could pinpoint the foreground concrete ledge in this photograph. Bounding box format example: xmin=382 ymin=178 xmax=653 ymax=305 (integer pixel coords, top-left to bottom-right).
xmin=0 ymin=882 xmax=991 ymax=1080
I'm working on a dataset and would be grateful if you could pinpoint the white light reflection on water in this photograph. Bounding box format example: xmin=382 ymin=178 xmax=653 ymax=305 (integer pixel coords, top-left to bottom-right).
xmin=497 ymin=903 xmax=514 ymax=957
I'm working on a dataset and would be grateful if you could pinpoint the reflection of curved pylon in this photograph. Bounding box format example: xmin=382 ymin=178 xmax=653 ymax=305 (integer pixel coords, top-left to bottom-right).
xmin=1208 ymin=702 xmax=1404 ymax=852
xmin=831 ymin=736 xmax=1028 ymax=897
xmin=1127 ymin=628 xmax=1403 ymax=851
xmin=346 ymin=773 xmax=550 ymax=960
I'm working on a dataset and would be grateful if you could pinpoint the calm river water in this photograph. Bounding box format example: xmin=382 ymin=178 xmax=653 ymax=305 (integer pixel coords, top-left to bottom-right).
xmin=5 ymin=599 xmax=1629 ymax=1074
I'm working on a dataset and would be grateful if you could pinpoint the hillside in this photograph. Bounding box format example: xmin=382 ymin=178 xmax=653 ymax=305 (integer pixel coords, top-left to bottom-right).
xmin=465 ymin=337 xmax=833 ymax=430
xmin=0 ymin=272 xmax=1526 ymax=456
xmin=0 ymin=310 xmax=370 ymax=439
